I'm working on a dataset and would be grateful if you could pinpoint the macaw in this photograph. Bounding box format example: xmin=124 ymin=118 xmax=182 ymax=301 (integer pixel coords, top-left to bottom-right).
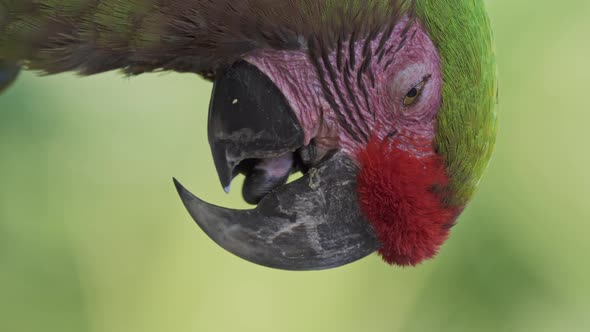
xmin=0 ymin=0 xmax=497 ymax=270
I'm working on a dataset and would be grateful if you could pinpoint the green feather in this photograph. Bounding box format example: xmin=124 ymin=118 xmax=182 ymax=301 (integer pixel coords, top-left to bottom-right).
xmin=415 ymin=0 xmax=498 ymax=206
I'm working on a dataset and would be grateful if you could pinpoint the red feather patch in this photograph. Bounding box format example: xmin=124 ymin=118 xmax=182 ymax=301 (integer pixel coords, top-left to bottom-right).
xmin=357 ymin=137 xmax=459 ymax=266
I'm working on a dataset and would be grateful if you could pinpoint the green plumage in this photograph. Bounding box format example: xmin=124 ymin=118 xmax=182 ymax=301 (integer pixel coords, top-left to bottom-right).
xmin=0 ymin=0 xmax=497 ymax=206
xmin=416 ymin=1 xmax=498 ymax=205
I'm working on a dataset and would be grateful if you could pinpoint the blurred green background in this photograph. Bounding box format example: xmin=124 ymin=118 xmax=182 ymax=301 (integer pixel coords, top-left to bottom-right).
xmin=1 ymin=1 xmax=589 ymax=331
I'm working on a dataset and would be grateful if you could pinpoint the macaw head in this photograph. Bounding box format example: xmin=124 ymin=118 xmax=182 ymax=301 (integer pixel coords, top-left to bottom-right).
xmin=0 ymin=0 xmax=497 ymax=270
xmin=175 ymin=1 xmax=498 ymax=269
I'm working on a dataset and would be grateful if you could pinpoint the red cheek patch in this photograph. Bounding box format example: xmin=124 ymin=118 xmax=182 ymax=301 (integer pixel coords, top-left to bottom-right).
xmin=357 ymin=137 xmax=459 ymax=266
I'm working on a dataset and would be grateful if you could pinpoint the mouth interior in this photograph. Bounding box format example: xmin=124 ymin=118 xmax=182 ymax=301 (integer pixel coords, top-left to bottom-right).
xmin=234 ymin=140 xmax=337 ymax=205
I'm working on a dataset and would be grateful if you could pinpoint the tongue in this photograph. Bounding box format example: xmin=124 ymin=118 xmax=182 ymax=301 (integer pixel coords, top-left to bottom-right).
xmin=241 ymin=153 xmax=294 ymax=204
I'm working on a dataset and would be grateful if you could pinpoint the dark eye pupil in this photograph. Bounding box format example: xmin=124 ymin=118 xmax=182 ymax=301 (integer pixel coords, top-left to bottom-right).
xmin=407 ymin=88 xmax=418 ymax=98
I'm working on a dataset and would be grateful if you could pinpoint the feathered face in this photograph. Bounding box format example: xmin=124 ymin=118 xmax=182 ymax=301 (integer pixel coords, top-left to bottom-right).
xmin=176 ymin=16 xmax=462 ymax=269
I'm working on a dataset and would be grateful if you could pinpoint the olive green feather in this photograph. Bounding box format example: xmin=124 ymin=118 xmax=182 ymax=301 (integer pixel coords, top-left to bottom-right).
xmin=416 ymin=0 xmax=498 ymax=206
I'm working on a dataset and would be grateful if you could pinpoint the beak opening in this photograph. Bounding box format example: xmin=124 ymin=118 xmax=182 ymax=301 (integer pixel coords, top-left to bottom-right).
xmin=208 ymin=61 xmax=304 ymax=193
xmin=175 ymin=61 xmax=379 ymax=270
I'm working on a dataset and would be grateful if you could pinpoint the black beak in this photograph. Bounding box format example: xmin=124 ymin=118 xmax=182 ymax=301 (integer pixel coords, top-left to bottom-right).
xmin=174 ymin=61 xmax=379 ymax=270
xmin=207 ymin=61 xmax=304 ymax=194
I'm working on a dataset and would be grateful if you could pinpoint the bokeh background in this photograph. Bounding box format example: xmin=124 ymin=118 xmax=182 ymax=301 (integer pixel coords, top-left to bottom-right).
xmin=1 ymin=1 xmax=589 ymax=331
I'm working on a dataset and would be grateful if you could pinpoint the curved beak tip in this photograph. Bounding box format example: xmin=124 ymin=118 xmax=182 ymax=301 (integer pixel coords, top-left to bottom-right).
xmin=173 ymin=177 xmax=181 ymax=192
xmin=173 ymin=178 xmax=190 ymax=202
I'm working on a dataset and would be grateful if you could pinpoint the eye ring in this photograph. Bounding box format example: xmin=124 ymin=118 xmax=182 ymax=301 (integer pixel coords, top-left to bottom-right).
xmin=403 ymin=82 xmax=425 ymax=107
xmin=403 ymin=75 xmax=431 ymax=107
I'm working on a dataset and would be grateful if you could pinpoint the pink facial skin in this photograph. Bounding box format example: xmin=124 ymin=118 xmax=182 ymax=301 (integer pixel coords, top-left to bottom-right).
xmin=245 ymin=16 xmax=458 ymax=266
xmin=245 ymin=16 xmax=443 ymax=161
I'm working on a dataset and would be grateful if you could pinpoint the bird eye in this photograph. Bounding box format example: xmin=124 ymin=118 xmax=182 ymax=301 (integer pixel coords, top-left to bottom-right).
xmin=403 ymin=81 xmax=425 ymax=107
